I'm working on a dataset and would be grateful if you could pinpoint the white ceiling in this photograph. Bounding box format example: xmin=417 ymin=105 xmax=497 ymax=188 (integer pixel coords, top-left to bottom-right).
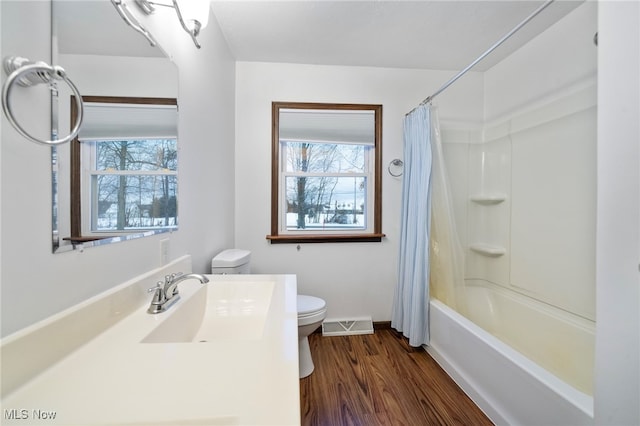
xmin=56 ymin=1 xmax=584 ymax=72
xmin=210 ymin=0 xmax=584 ymax=71
xmin=54 ymin=1 xmax=166 ymax=58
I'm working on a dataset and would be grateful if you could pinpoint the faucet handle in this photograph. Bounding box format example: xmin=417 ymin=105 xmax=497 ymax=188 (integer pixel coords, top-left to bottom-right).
xmin=164 ymin=272 xmax=182 ymax=285
xmin=166 ymin=272 xmax=183 ymax=282
xmin=147 ymin=282 xmax=166 ymax=314
xmin=147 ymin=282 xmax=166 ymax=302
xmin=164 ymin=273 xmax=184 ymax=297
xmin=148 ymin=281 xmax=163 ymax=293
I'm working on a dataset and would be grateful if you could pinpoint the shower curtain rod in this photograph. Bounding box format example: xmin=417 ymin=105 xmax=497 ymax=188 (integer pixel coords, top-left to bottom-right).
xmin=408 ymin=0 xmax=555 ymax=115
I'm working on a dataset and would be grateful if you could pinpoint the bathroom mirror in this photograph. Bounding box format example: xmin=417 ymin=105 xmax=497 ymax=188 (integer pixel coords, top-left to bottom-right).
xmin=51 ymin=0 xmax=179 ymax=253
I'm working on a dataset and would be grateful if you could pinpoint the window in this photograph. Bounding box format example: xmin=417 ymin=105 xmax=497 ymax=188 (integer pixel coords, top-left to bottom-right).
xmin=70 ymin=96 xmax=178 ymax=241
xmin=268 ymin=102 xmax=384 ymax=243
xmin=83 ymin=138 xmax=177 ymax=232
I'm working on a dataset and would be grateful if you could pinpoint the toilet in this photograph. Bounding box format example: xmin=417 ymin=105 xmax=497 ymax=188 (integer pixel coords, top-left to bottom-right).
xmin=211 ymin=249 xmax=327 ymax=378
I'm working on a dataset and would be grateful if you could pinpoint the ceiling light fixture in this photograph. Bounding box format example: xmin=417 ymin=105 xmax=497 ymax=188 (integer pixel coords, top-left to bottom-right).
xmin=134 ymin=0 xmax=210 ymax=49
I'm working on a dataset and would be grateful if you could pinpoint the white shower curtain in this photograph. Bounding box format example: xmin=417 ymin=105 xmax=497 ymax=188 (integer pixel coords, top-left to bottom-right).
xmin=428 ymin=108 xmax=467 ymax=316
xmin=391 ymin=104 xmax=433 ymax=347
xmin=392 ymin=104 xmax=466 ymax=347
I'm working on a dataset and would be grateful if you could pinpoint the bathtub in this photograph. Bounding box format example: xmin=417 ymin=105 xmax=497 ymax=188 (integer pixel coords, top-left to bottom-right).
xmin=427 ymin=281 xmax=594 ymax=425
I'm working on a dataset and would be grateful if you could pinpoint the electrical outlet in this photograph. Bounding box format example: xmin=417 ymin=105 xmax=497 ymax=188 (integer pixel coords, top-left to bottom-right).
xmin=160 ymin=239 xmax=170 ymax=265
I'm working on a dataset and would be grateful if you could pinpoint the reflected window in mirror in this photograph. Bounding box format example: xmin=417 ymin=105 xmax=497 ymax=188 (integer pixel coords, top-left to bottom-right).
xmin=68 ymin=96 xmax=178 ymax=243
xmin=51 ymin=0 xmax=178 ymax=252
xmin=268 ymin=102 xmax=384 ymax=244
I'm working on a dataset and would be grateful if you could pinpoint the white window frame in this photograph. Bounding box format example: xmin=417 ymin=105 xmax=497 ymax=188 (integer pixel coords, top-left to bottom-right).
xmin=80 ymin=140 xmax=178 ymax=235
xmin=279 ymin=141 xmax=374 ymax=235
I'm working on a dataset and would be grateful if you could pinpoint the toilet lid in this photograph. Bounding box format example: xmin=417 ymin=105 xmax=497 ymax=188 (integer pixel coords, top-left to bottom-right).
xmin=297 ymin=295 xmax=326 ymax=315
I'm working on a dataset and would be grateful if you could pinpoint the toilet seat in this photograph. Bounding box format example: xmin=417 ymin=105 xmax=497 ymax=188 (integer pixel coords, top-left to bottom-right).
xmin=297 ymin=294 xmax=326 ymax=315
xmin=297 ymin=295 xmax=327 ymax=326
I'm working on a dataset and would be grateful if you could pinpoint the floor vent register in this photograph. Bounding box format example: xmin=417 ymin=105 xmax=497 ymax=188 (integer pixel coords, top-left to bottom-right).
xmin=322 ymin=316 xmax=374 ymax=336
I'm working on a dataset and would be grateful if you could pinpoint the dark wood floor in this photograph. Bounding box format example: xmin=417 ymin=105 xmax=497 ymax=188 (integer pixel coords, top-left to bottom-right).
xmin=300 ymin=328 xmax=493 ymax=426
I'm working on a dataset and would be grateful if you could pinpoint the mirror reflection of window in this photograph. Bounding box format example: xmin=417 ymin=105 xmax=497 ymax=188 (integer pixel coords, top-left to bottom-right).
xmin=68 ymin=97 xmax=178 ymax=243
xmin=52 ymin=0 xmax=178 ymax=252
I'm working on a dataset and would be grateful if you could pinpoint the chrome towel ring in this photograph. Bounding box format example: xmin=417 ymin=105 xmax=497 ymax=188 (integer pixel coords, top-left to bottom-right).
xmin=2 ymin=56 xmax=84 ymax=146
xmin=388 ymin=158 xmax=404 ymax=177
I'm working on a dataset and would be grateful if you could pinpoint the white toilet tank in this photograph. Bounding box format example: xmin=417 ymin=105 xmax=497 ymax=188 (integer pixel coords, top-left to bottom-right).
xmin=211 ymin=249 xmax=251 ymax=274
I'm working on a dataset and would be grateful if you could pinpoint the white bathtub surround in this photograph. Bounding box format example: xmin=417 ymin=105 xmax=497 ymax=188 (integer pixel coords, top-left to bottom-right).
xmin=440 ymin=81 xmax=598 ymax=412
xmin=461 ymin=79 xmax=597 ymax=321
xmin=472 ymin=0 xmax=598 ymax=323
xmin=429 ymin=4 xmax=599 ymax=423
xmin=428 ymin=298 xmax=593 ymax=426
xmin=1 ymin=259 xmax=300 ymax=425
xmin=435 ymin=91 xmax=597 ymax=423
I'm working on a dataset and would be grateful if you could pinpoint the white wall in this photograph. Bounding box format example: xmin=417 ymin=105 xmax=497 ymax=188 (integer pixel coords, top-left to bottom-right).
xmin=234 ymin=61 xmax=483 ymax=322
xmin=594 ymin=1 xmax=640 ymax=424
xmin=0 ymin=0 xmax=236 ymax=337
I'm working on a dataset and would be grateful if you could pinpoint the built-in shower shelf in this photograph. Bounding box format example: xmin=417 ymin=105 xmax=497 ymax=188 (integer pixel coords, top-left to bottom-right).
xmin=470 ymin=193 xmax=507 ymax=205
xmin=469 ymin=244 xmax=506 ymax=257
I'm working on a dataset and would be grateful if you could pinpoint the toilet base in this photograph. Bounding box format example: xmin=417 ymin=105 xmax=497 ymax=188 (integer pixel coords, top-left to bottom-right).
xmin=298 ymin=336 xmax=315 ymax=378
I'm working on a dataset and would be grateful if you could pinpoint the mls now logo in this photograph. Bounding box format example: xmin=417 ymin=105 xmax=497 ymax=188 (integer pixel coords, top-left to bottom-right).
xmin=4 ymin=409 xmax=29 ymax=420
xmin=4 ymin=409 xmax=57 ymax=420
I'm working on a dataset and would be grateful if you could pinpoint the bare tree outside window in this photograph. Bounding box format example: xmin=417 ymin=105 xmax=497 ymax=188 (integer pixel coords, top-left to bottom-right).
xmin=93 ymin=139 xmax=177 ymax=231
xmin=284 ymin=141 xmax=366 ymax=230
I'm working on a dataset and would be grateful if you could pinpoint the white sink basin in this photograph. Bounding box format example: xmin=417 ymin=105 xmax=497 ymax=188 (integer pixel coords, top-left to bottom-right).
xmin=2 ymin=268 xmax=300 ymax=426
xmin=141 ymin=280 xmax=275 ymax=343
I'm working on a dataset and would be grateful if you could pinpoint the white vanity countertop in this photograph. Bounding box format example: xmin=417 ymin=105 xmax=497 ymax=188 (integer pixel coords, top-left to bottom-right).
xmin=1 ymin=274 xmax=300 ymax=426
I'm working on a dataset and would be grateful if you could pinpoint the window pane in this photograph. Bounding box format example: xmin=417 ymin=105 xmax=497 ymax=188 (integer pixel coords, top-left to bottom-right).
xmin=283 ymin=142 xmax=366 ymax=173
xmin=284 ymin=176 xmax=366 ymax=230
xmin=92 ymin=174 xmax=177 ymax=231
xmin=94 ymin=139 xmax=177 ymax=171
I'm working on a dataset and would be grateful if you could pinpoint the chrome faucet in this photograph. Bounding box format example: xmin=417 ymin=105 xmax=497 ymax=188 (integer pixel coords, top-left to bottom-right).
xmin=147 ymin=272 xmax=210 ymax=314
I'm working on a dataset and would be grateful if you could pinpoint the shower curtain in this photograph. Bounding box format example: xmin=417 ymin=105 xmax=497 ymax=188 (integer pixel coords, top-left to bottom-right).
xmin=428 ymin=108 xmax=466 ymax=316
xmin=392 ymin=104 xmax=466 ymax=347
xmin=391 ymin=104 xmax=433 ymax=347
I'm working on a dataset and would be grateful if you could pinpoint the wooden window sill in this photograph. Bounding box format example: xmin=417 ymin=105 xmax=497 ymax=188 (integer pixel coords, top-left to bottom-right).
xmin=63 ymin=236 xmax=117 ymax=243
xmin=266 ymin=233 xmax=385 ymax=244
